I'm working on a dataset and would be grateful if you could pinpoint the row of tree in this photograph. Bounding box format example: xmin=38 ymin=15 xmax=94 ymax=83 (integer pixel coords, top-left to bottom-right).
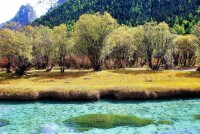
xmin=0 ymin=24 xmax=72 ymax=75
xmin=0 ymin=12 xmax=200 ymax=75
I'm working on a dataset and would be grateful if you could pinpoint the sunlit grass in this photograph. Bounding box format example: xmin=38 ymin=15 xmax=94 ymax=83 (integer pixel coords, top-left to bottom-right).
xmin=0 ymin=68 xmax=199 ymax=99
xmin=0 ymin=69 xmax=200 ymax=101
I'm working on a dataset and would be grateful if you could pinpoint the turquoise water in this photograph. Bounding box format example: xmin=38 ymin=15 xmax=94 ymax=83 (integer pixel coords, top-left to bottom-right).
xmin=0 ymin=99 xmax=200 ymax=134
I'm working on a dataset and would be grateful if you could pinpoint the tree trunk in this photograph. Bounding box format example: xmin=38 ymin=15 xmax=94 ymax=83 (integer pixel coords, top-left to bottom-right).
xmin=93 ymin=64 xmax=102 ymax=71
xmin=172 ymin=54 xmax=179 ymax=66
xmin=89 ymin=51 xmax=102 ymax=71
xmin=91 ymin=58 xmax=102 ymax=71
xmin=174 ymin=58 xmax=179 ymax=66
xmin=188 ymin=52 xmax=194 ymax=66
xmin=197 ymin=67 xmax=200 ymax=72
xmin=130 ymin=52 xmax=138 ymax=67
xmin=140 ymin=59 xmax=146 ymax=67
xmin=15 ymin=67 xmax=26 ymax=76
xmin=15 ymin=63 xmax=31 ymax=76
xmin=146 ymin=49 xmax=153 ymax=70
xmin=156 ymin=58 xmax=162 ymax=70
xmin=44 ymin=56 xmax=49 ymax=69
xmin=46 ymin=64 xmax=54 ymax=72
xmin=60 ymin=56 xmax=65 ymax=73
xmin=148 ymin=57 xmax=153 ymax=70
xmin=183 ymin=54 xmax=187 ymax=66
xmin=6 ymin=62 xmax=12 ymax=73
xmin=60 ymin=66 xmax=65 ymax=73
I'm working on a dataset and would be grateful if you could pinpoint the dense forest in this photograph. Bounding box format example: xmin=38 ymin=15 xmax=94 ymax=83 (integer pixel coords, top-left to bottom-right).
xmin=33 ymin=0 xmax=200 ymax=34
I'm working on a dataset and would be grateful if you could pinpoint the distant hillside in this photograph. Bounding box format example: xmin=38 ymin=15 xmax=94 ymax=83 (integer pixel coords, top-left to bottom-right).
xmin=1 ymin=4 xmax=37 ymax=27
xmin=0 ymin=0 xmax=66 ymax=28
xmin=33 ymin=0 xmax=66 ymax=18
xmin=33 ymin=0 xmax=200 ymax=34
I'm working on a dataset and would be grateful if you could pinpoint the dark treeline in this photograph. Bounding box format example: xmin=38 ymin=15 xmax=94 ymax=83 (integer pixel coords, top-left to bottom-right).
xmin=33 ymin=0 xmax=200 ymax=34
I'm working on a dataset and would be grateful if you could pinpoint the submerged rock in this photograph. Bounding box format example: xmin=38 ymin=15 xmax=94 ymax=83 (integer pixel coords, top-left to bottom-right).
xmin=0 ymin=119 xmax=9 ymax=127
xmin=160 ymin=128 xmax=194 ymax=134
xmin=40 ymin=123 xmax=58 ymax=134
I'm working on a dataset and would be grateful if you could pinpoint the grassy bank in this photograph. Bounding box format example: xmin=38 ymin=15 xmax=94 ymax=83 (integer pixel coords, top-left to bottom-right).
xmin=0 ymin=68 xmax=200 ymax=101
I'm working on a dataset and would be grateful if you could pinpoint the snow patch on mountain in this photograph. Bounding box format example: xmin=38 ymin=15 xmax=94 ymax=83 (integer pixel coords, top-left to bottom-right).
xmin=31 ymin=0 xmax=61 ymax=18
xmin=0 ymin=0 xmax=65 ymax=28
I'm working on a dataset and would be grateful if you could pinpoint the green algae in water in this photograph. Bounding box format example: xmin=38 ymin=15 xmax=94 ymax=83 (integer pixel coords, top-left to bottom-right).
xmin=1 ymin=99 xmax=200 ymax=133
xmin=156 ymin=120 xmax=173 ymax=125
xmin=64 ymin=114 xmax=154 ymax=131
xmin=193 ymin=114 xmax=200 ymax=120
xmin=0 ymin=119 xmax=9 ymax=127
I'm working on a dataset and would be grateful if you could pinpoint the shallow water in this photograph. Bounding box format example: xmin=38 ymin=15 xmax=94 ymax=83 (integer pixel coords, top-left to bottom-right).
xmin=0 ymin=99 xmax=200 ymax=134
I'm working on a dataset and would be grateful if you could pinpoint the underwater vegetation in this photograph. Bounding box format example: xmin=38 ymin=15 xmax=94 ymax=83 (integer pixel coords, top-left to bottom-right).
xmin=0 ymin=119 xmax=9 ymax=127
xmin=64 ymin=114 xmax=172 ymax=132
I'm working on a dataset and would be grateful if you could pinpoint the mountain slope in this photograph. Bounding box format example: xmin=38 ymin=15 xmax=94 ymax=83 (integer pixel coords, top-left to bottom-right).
xmin=33 ymin=0 xmax=200 ymax=34
xmin=33 ymin=0 xmax=65 ymax=18
xmin=0 ymin=0 xmax=65 ymax=28
xmin=2 ymin=4 xmax=36 ymax=27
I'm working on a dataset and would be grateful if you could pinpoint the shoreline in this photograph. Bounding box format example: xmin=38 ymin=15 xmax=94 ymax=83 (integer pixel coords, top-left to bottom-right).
xmin=0 ymin=89 xmax=200 ymax=101
xmin=1 ymin=69 xmax=199 ymax=101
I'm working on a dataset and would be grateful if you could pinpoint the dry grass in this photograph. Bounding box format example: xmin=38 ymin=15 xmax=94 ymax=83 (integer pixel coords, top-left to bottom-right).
xmin=0 ymin=68 xmax=200 ymax=100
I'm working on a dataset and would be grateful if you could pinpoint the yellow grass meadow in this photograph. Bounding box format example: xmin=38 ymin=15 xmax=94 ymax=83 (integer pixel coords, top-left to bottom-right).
xmin=0 ymin=68 xmax=200 ymax=94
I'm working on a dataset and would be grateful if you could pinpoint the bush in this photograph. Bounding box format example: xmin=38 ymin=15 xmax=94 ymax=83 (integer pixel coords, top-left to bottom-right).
xmin=64 ymin=55 xmax=91 ymax=69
